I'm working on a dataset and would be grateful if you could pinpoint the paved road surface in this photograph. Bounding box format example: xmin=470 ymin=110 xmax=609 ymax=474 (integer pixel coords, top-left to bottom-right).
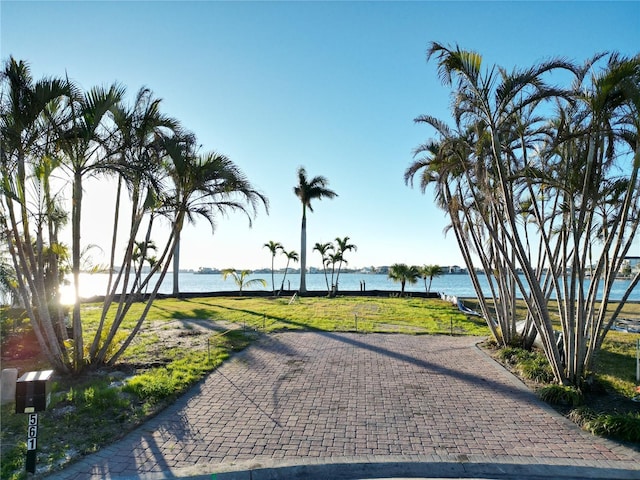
xmin=47 ymin=332 xmax=640 ymax=479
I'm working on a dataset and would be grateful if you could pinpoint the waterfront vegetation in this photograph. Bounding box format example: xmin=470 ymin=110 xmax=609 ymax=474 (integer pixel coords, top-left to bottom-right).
xmin=407 ymin=44 xmax=640 ymax=387
xmin=1 ymin=57 xmax=268 ymax=375
xmin=2 ymin=296 xmax=639 ymax=478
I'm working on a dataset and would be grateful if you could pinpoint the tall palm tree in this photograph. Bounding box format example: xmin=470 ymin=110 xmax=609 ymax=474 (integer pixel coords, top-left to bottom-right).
xmin=333 ymin=236 xmax=356 ymax=295
xmin=221 ymin=269 xmax=266 ymax=295
xmin=0 ymin=57 xmax=73 ymax=371
xmin=388 ymin=263 xmax=420 ymax=296
xmin=263 ymin=240 xmax=283 ymax=295
xmin=91 ymin=89 xmax=178 ymax=363
xmin=410 ymin=42 xmax=640 ymax=386
xmin=103 ymin=87 xmax=176 ymax=296
xmin=105 ymin=140 xmax=268 ymax=365
xmin=164 ymin=137 xmax=269 ymax=296
xmin=294 ymin=166 xmax=337 ymax=293
xmin=57 ymin=81 xmax=125 ymax=368
xmin=313 ymin=241 xmax=334 ymax=294
xmin=420 ymin=264 xmax=443 ymax=293
xmin=279 ymin=249 xmax=299 ymax=294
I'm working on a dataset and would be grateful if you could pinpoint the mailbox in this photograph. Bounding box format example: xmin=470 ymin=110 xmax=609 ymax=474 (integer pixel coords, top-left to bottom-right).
xmin=15 ymin=370 xmax=53 ymax=413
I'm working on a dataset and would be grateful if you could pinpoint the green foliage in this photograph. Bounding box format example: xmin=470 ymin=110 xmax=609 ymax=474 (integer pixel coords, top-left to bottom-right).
xmin=75 ymin=383 xmax=130 ymax=412
xmin=518 ymin=355 xmax=555 ymax=384
xmin=0 ymin=405 xmax=28 ymax=480
xmin=585 ymin=413 xmax=640 ymax=443
xmin=497 ymin=346 xmax=532 ymax=364
xmin=497 ymin=347 xmax=554 ymax=383
xmin=0 ymin=307 xmax=28 ymax=336
xmin=539 ymin=384 xmax=584 ymax=407
xmin=124 ymin=368 xmax=179 ymax=401
xmin=569 ymin=407 xmax=640 ymax=443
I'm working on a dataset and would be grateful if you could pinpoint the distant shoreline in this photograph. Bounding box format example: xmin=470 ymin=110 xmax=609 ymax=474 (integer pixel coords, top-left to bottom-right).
xmin=81 ymin=289 xmax=443 ymax=303
xmin=78 ymin=290 xmax=640 ymax=305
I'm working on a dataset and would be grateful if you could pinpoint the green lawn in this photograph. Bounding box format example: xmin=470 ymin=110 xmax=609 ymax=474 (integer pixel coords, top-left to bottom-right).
xmin=132 ymin=295 xmax=487 ymax=334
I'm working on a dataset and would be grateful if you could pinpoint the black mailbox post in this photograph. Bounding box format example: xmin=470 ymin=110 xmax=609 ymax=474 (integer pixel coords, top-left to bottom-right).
xmin=15 ymin=370 xmax=53 ymax=414
xmin=15 ymin=369 xmax=54 ymax=473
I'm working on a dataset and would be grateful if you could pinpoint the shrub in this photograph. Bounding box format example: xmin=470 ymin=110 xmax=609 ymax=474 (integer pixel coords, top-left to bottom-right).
xmin=498 ymin=346 xmax=554 ymax=383
xmin=569 ymin=407 xmax=640 ymax=443
xmin=539 ymin=384 xmax=583 ymax=407
xmin=497 ymin=347 xmax=533 ymax=364
xmin=518 ymin=355 xmax=554 ymax=383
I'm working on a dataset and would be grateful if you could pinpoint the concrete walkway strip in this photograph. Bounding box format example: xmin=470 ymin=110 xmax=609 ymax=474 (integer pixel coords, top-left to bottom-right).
xmin=46 ymin=332 xmax=640 ymax=479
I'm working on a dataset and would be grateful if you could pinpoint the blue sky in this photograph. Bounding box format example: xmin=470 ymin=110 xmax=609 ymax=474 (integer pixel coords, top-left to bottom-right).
xmin=2 ymin=1 xmax=639 ymax=270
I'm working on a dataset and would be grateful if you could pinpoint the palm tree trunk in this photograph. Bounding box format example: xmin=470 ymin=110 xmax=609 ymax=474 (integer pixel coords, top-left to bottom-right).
xmin=72 ymin=171 xmax=84 ymax=371
xmin=271 ymin=256 xmax=276 ymax=295
xmin=279 ymin=259 xmax=290 ymax=295
xmin=172 ymin=233 xmax=181 ymax=296
xmin=107 ymin=221 xmax=180 ymax=365
xmin=4 ymin=205 xmax=69 ymax=372
xmin=322 ymin=262 xmax=330 ymax=294
xmin=299 ymin=207 xmax=307 ymax=293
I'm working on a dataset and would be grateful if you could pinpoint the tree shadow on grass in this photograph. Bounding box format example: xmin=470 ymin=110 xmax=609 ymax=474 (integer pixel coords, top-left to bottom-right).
xmin=176 ymin=298 xmax=320 ymax=332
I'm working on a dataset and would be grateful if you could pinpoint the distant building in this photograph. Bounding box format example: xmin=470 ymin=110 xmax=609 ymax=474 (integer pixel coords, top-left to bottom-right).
xmin=622 ymin=256 xmax=640 ymax=274
xmin=196 ymin=267 xmax=220 ymax=274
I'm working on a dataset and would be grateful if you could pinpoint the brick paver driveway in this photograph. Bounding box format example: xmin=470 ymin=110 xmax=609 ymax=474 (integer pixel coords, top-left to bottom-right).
xmin=48 ymin=332 xmax=640 ymax=479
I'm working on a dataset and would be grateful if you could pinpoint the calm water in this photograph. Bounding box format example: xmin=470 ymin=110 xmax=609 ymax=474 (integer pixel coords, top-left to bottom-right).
xmin=61 ymin=272 xmax=639 ymax=303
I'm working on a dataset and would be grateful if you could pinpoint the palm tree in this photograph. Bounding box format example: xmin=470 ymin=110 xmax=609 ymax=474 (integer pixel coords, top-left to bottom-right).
xmin=144 ymin=256 xmax=159 ymax=296
xmin=1 ymin=57 xmax=74 ymax=372
xmin=410 ymin=42 xmax=640 ymax=386
xmin=388 ymin=263 xmax=420 ymax=296
xmin=91 ymin=88 xmax=178 ymax=364
xmin=420 ymin=264 xmax=443 ymax=293
xmin=104 ymin=139 xmax=269 ymax=366
xmin=294 ymin=166 xmax=337 ymax=293
xmin=131 ymin=240 xmax=157 ymax=293
xmin=327 ymin=250 xmax=343 ymax=293
xmin=222 ymin=269 xmax=266 ymax=295
xmin=57 ymin=82 xmax=125 ymax=368
xmin=164 ymin=137 xmax=269 ymax=296
xmin=263 ymin=240 xmax=283 ymax=295
xmin=313 ymin=241 xmax=334 ymax=294
xmin=333 ymin=236 xmax=356 ymax=295
xmin=102 ymin=87 xmax=176 ymax=297
xmin=279 ymin=249 xmax=299 ymax=294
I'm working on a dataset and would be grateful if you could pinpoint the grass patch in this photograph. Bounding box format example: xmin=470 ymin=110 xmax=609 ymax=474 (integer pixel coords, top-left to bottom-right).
xmin=594 ymin=331 xmax=640 ymax=397
xmin=143 ymin=296 xmax=488 ymax=335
